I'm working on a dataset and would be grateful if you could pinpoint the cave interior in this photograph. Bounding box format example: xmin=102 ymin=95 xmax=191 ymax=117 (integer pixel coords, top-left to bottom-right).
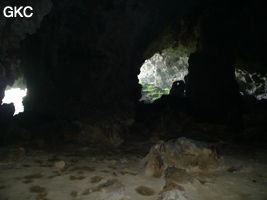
xmin=0 ymin=0 xmax=267 ymax=200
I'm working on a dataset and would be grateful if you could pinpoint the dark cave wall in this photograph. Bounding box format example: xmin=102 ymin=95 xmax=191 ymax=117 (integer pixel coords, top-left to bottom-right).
xmin=20 ymin=0 xmax=201 ymax=119
xmin=0 ymin=0 xmax=52 ymax=103
xmin=1 ymin=0 xmax=267 ymax=122
xmin=185 ymin=0 xmax=267 ymax=121
xmin=186 ymin=1 xmax=243 ymax=121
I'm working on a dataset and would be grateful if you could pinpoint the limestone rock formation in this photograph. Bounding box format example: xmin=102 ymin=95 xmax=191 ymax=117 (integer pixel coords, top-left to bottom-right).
xmin=145 ymin=137 xmax=219 ymax=177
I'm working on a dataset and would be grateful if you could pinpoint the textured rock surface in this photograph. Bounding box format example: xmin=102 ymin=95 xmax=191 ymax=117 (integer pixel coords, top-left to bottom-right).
xmin=54 ymin=161 xmax=66 ymax=171
xmin=0 ymin=143 xmax=267 ymax=200
xmin=165 ymin=167 xmax=193 ymax=184
xmin=158 ymin=190 xmax=190 ymax=200
xmin=145 ymin=137 xmax=219 ymax=177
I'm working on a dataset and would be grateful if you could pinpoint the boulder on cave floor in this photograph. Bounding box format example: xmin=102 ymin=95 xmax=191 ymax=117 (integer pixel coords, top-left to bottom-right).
xmin=144 ymin=137 xmax=220 ymax=177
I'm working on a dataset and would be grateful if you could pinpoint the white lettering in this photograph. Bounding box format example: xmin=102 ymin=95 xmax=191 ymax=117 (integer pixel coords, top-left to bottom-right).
xmin=14 ymin=6 xmax=23 ymax=17
xmin=3 ymin=6 xmax=34 ymax=18
xmin=3 ymin=6 xmax=13 ymax=18
xmin=23 ymin=6 xmax=33 ymax=18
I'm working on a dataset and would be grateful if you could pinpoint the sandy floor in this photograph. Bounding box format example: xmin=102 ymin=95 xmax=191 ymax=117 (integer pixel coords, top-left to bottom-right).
xmin=0 ymin=142 xmax=267 ymax=200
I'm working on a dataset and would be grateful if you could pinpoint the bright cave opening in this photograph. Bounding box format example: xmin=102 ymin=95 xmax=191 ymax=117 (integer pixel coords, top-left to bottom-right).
xmin=1 ymin=78 xmax=27 ymax=115
xmin=138 ymin=48 xmax=189 ymax=103
xmin=235 ymin=68 xmax=267 ymax=100
xmin=138 ymin=47 xmax=267 ymax=103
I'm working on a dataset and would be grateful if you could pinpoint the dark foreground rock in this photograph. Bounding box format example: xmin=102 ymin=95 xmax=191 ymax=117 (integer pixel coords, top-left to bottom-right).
xmin=144 ymin=137 xmax=219 ymax=177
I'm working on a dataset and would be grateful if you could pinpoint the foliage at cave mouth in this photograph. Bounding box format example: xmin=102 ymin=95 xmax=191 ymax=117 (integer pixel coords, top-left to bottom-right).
xmin=138 ymin=48 xmax=189 ymax=103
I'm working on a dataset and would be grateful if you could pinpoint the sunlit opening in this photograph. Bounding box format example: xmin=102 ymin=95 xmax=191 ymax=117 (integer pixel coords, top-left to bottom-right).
xmin=138 ymin=48 xmax=189 ymax=103
xmin=138 ymin=47 xmax=267 ymax=103
xmin=2 ymin=88 xmax=28 ymax=115
xmin=235 ymin=68 xmax=267 ymax=100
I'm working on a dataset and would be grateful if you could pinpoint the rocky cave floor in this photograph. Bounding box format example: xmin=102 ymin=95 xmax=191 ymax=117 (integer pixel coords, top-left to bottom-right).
xmin=0 ymin=137 xmax=267 ymax=200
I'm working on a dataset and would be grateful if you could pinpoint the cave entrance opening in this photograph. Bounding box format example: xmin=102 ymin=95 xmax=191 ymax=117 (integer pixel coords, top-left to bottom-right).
xmin=235 ymin=68 xmax=267 ymax=100
xmin=138 ymin=48 xmax=189 ymax=103
xmin=1 ymin=77 xmax=27 ymax=115
xmin=137 ymin=47 xmax=267 ymax=103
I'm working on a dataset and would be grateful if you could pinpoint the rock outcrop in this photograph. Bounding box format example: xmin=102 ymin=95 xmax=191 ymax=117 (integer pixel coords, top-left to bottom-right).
xmin=145 ymin=137 xmax=219 ymax=177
